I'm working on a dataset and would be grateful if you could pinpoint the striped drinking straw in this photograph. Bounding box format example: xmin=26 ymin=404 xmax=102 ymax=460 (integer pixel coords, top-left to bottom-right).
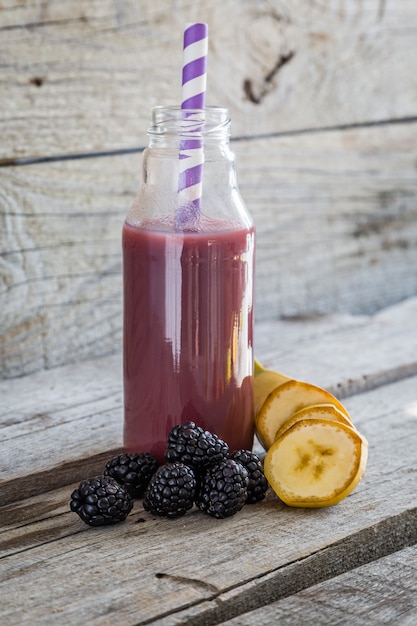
xmin=176 ymin=23 xmax=208 ymax=229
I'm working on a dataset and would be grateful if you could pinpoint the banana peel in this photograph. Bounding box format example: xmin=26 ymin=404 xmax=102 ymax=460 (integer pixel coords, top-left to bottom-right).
xmin=254 ymin=357 xmax=292 ymax=415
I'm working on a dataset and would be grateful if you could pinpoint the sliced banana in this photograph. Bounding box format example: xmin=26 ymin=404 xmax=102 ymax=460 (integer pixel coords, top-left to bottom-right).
xmin=255 ymin=379 xmax=351 ymax=450
xmin=274 ymin=403 xmax=354 ymax=441
xmin=264 ymin=418 xmax=368 ymax=508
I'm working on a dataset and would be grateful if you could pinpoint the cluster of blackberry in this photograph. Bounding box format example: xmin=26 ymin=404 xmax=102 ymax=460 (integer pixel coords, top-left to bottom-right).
xmin=70 ymin=421 xmax=268 ymax=526
xmin=70 ymin=452 xmax=157 ymax=527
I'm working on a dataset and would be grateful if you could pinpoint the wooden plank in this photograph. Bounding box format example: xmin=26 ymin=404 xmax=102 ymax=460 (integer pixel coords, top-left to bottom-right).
xmin=0 ymin=353 xmax=125 ymax=505
xmin=221 ymin=546 xmax=417 ymax=626
xmin=256 ymin=296 xmax=417 ymax=398
xmin=0 ymin=153 xmax=132 ymax=377
xmin=0 ymin=375 xmax=416 ymax=625
xmin=237 ymin=122 xmax=417 ymax=321
xmin=1 ymin=121 xmax=417 ymax=377
xmin=1 ymin=297 xmax=417 ymax=506
xmin=1 ymin=0 xmax=417 ymax=160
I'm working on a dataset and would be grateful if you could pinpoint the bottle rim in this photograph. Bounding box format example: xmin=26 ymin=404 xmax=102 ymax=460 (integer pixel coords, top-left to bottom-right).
xmin=148 ymin=105 xmax=231 ymax=137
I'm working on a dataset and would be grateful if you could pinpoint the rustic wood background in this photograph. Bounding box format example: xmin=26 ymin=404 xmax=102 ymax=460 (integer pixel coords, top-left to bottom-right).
xmin=1 ymin=0 xmax=417 ymax=378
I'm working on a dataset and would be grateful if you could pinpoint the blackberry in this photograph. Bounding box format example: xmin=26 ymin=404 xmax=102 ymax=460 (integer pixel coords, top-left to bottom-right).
xmin=165 ymin=421 xmax=229 ymax=472
xmin=196 ymin=459 xmax=249 ymax=519
xmin=70 ymin=476 xmax=133 ymax=527
xmin=231 ymin=450 xmax=268 ymax=503
xmin=143 ymin=462 xmax=197 ymax=519
xmin=104 ymin=452 xmax=158 ymax=498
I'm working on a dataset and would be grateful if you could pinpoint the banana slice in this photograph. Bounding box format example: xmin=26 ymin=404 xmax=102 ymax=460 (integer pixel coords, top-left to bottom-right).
xmin=274 ymin=403 xmax=354 ymax=441
xmin=254 ymin=358 xmax=292 ymax=414
xmin=264 ymin=418 xmax=368 ymax=508
xmin=255 ymin=379 xmax=351 ymax=450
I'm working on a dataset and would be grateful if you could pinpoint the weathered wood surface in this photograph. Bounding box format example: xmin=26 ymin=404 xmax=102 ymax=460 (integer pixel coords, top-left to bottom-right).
xmin=2 ymin=296 xmax=417 ymax=506
xmin=1 ymin=0 xmax=417 ymax=377
xmin=256 ymin=296 xmax=417 ymax=397
xmin=1 ymin=3 xmax=415 ymax=622
xmin=0 ymin=367 xmax=416 ymax=624
xmin=1 ymin=297 xmax=416 ymax=624
xmin=1 ymin=0 xmax=416 ymax=161
xmin=1 ymin=122 xmax=417 ymax=378
xmin=221 ymin=546 xmax=417 ymax=626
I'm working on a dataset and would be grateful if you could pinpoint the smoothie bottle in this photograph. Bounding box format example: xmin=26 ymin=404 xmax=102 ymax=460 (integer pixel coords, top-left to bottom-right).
xmin=123 ymin=106 xmax=255 ymax=463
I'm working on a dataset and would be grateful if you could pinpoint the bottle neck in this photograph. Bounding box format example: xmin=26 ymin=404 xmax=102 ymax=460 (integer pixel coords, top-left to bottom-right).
xmin=148 ymin=106 xmax=231 ymax=148
xmin=126 ymin=106 xmax=252 ymax=232
xmin=143 ymin=106 xmax=236 ymax=185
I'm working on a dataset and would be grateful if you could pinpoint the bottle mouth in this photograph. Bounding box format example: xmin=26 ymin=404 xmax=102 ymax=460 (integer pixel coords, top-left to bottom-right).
xmin=148 ymin=106 xmax=231 ymax=137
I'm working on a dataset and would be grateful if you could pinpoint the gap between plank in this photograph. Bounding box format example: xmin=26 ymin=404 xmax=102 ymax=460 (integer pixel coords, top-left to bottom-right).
xmin=1 ymin=116 xmax=417 ymax=168
xmin=1 ymin=448 xmax=124 ymax=507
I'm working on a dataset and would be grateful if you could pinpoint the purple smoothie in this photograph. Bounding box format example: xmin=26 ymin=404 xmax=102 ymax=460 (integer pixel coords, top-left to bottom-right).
xmin=122 ymin=219 xmax=255 ymax=463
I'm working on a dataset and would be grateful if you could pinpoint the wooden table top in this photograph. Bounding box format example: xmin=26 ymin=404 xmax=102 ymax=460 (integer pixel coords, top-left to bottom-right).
xmin=1 ymin=297 xmax=417 ymax=625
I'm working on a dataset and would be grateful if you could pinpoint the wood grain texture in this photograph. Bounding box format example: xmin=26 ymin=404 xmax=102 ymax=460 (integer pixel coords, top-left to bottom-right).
xmin=221 ymin=546 xmax=417 ymax=626
xmin=1 ymin=297 xmax=417 ymax=506
xmin=1 ymin=5 xmax=415 ymax=622
xmin=1 ymin=0 xmax=416 ymax=160
xmin=1 ymin=122 xmax=416 ymax=377
xmin=0 ymin=373 xmax=416 ymax=625
xmin=255 ymin=296 xmax=417 ymax=397
xmin=236 ymin=122 xmax=417 ymax=320
xmin=0 ymin=154 xmax=130 ymax=377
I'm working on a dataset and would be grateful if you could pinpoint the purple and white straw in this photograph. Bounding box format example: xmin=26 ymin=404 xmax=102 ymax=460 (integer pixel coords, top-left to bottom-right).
xmin=177 ymin=23 xmax=208 ymax=228
xmin=181 ymin=22 xmax=208 ymax=109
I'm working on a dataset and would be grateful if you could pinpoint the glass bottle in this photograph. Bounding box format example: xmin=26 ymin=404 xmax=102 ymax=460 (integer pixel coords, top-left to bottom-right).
xmin=122 ymin=106 xmax=255 ymax=463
